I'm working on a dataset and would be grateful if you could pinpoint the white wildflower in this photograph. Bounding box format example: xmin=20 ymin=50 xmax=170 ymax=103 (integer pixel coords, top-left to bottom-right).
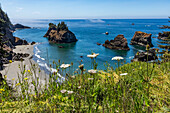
xmin=88 ymin=69 xmax=97 ymax=74
xmin=60 ymin=89 xmax=67 ymax=94
xmin=67 ymin=91 xmax=74 ymax=94
xmin=88 ymin=78 xmax=94 ymax=80
xmin=60 ymin=64 xmax=71 ymax=69
xmin=78 ymin=86 xmax=81 ymax=89
xmin=111 ymin=56 xmax=124 ymax=60
xmin=87 ymin=54 xmax=96 ymax=58
xmin=120 ymin=73 xmax=128 ymax=76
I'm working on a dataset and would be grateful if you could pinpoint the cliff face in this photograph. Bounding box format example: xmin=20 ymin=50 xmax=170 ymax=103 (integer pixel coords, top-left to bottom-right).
xmin=0 ymin=7 xmax=29 ymax=70
xmin=44 ymin=22 xmax=78 ymax=43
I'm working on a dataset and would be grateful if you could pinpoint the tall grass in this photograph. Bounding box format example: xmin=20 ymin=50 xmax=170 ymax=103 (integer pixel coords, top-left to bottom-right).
xmin=0 ymin=52 xmax=169 ymax=112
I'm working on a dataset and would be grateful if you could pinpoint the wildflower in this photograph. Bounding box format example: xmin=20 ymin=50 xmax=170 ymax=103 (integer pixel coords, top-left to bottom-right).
xmin=27 ymin=70 xmax=31 ymax=73
xmin=60 ymin=64 xmax=71 ymax=69
xmin=16 ymin=83 xmax=20 ymax=86
xmin=71 ymin=76 xmax=76 ymax=78
xmin=136 ymin=52 xmax=140 ymax=56
xmin=9 ymin=60 xmax=12 ymax=63
xmin=60 ymin=89 xmax=67 ymax=94
xmin=146 ymin=44 xmax=150 ymax=51
xmin=12 ymin=78 xmax=15 ymax=80
xmin=92 ymin=53 xmax=99 ymax=57
xmin=78 ymin=86 xmax=81 ymax=89
xmin=0 ymin=89 xmax=5 ymax=92
xmin=120 ymin=73 xmax=128 ymax=76
xmin=129 ymin=89 xmax=132 ymax=91
xmin=24 ymin=78 xmax=28 ymax=80
xmin=88 ymin=78 xmax=94 ymax=80
xmin=155 ymin=48 xmax=159 ymax=53
xmin=53 ymin=96 xmax=57 ymax=99
xmin=87 ymin=54 xmax=96 ymax=59
xmin=78 ymin=64 xmax=84 ymax=70
xmin=67 ymin=91 xmax=74 ymax=95
xmin=88 ymin=69 xmax=97 ymax=74
xmin=111 ymin=56 xmax=124 ymax=61
xmin=4 ymin=75 xmax=7 ymax=79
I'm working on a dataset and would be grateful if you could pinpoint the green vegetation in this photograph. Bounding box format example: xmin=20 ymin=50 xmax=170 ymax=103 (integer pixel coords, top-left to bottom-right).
xmin=49 ymin=22 xmax=68 ymax=31
xmin=0 ymin=51 xmax=169 ymax=112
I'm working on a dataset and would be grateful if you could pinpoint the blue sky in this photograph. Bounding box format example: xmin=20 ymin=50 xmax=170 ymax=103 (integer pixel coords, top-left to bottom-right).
xmin=0 ymin=0 xmax=170 ymax=19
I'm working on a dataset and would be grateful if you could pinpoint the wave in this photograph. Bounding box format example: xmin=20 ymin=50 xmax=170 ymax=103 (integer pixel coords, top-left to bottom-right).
xmin=88 ymin=19 xmax=105 ymax=23
xmin=38 ymin=62 xmax=65 ymax=82
xmin=145 ymin=25 xmax=151 ymax=27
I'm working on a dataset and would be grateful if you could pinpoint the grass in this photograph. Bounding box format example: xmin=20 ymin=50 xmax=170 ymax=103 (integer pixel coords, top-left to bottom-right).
xmin=0 ymin=54 xmax=169 ymax=112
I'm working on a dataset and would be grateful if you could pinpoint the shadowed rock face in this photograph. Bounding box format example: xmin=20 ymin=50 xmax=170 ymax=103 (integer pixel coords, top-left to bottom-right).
xmin=130 ymin=31 xmax=153 ymax=47
xmin=103 ymin=34 xmax=130 ymax=50
xmin=44 ymin=22 xmax=78 ymax=43
xmin=131 ymin=49 xmax=158 ymax=62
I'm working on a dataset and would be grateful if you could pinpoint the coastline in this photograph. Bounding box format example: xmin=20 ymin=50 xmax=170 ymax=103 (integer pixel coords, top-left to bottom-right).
xmin=0 ymin=44 xmax=48 ymax=86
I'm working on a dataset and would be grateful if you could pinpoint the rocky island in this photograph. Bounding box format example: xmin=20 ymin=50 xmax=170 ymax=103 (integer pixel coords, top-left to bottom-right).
xmin=130 ymin=31 xmax=153 ymax=47
xmin=13 ymin=23 xmax=31 ymax=30
xmin=44 ymin=22 xmax=78 ymax=43
xmin=103 ymin=34 xmax=130 ymax=50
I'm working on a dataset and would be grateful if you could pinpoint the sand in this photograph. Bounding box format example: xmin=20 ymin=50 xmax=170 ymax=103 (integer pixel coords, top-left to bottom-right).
xmin=0 ymin=44 xmax=49 ymax=87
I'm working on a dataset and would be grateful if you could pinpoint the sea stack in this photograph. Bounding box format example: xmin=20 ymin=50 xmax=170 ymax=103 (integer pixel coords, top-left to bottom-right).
xmin=130 ymin=31 xmax=153 ymax=47
xmin=44 ymin=22 xmax=78 ymax=43
xmin=103 ymin=34 xmax=130 ymax=50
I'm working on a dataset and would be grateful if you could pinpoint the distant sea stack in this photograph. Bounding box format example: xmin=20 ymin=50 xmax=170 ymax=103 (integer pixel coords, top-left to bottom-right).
xmin=13 ymin=24 xmax=31 ymax=30
xmin=44 ymin=22 xmax=78 ymax=43
xmin=130 ymin=31 xmax=153 ymax=47
xmin=103 ymin=34 xmax=130 ymax=50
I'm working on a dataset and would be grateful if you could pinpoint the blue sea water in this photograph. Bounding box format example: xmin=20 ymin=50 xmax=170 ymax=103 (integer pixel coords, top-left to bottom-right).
xmin=12 ymin=19 xmax=170 ymax=73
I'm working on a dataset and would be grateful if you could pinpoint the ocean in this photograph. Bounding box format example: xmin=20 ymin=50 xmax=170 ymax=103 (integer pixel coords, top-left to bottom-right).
xmin=12 ymin=19 xmax=170 ymax=74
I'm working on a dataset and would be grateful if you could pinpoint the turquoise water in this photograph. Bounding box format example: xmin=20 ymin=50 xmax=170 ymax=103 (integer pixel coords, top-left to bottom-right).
xmin=13 ymin=19 xmax=170 ymax=73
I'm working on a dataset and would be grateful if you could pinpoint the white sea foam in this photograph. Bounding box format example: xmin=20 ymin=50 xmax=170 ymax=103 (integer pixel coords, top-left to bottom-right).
xmin=35 ymin=46 xmax=40 ymax=53
xmin=128 ymin=56 xmax=134 ymax=59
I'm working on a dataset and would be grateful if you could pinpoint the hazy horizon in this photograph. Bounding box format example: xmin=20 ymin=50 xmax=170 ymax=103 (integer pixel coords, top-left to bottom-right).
xmin=0 ymin=0 xmax=170 ymax=19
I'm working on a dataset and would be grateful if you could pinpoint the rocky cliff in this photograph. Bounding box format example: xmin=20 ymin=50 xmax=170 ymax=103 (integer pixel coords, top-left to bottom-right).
xmin=44 ymin=22 xmax=78 ymax=43
xmin=103 ymin=34 xmax=130 ymax=50
xmin=158 ymin=31 xmax=170 ymax=40
xmin=0 ymin=7 xmax=29 ymax=70
xmin=130 ymin=31 xmax=153 ymax=47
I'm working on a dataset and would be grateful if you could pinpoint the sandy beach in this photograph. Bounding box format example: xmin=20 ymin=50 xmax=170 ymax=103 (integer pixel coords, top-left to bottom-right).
xmin=0 ymin=44 xmax=48 ymax=87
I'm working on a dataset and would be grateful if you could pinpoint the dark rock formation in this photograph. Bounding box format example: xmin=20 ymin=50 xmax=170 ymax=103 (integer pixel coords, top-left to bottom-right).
xmin=44 ymin=22 xmax=78 ymax=43
xmin=31 ymin=41 xmax=36 ymax=45
xmin=103 ymin=34 xmax=130 ymax=50
xmin=105 ymin=32 xmax=109 ymax=35
xmin=157 ymin=32 xmax=170 ymax=40
xmin=131 ymin=49 xmax=158 ymax=62
xmin=97 ymin=42 xmax=101 ymax=45
xmin=13 ymin=24 xmax=31 ymax=30
xmin=12 ymin=53 xmax=30 ymax=61
xmin=160 ymin=25 xmax=170 ymax=29
xmin=130 ymin=31 xmax=153 ymax=47
xmin=58 ymin=46 xmax=64 ymax=48
xmin=14 ymin=37 xmax=28 ymax=45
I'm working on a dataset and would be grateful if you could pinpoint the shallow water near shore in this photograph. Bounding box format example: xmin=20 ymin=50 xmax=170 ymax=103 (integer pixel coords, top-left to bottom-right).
xmin=12 ymin=19 xmax=169 ymax=74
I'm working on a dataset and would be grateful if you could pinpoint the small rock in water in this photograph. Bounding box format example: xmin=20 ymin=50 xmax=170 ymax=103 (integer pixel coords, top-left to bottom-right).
xmin=105 ymin=32 xmax=109 ymax=35
xmin=97 ymin=42 xmax=101 ymax=45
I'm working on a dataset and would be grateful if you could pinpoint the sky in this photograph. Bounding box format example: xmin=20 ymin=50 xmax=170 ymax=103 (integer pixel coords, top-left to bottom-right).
xmin=0 ymin=0 xmax=170 ymax=19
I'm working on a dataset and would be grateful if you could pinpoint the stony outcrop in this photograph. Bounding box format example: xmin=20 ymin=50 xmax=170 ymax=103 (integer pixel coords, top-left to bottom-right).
xmin=13 ymin=24 xmax=31 ymax=30
xmin=102 ymin=34 xmax=130 ymax=50
xmin=14 ymin=37 xmax=28 ymax=45
xmin=44 ymin=22 xmax=78 ymax=43
xmin=130 ymin=31 xmax=153 ymax=47
xmin=157 ymin=32 xmax=170 ymax=40
xmin=131 ymin=49 xmax=158 ymax=62
xmin=0 ymin=7 xmax=30 ymax=70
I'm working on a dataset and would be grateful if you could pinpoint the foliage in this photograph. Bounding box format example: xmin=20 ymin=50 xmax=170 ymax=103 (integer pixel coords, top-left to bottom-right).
xmin=0 ymin=55 xmax=169 ymax=112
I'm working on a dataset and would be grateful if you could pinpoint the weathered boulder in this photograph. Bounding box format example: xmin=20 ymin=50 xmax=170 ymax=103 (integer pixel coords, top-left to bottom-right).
xmin=14 ymin=37 xmax=29 ymax=45
xmin=13 ymin=24 xmax=31 ymax=30
xmin=157 ymin=31 xmax=170 ymax=40
xmin=103 ymin=34 xmax=130 ymax=50
xmin=44 ymin=22 xmax=78 ymax=43
xmin=131 ymin=49 xmax=158 ymax=62
xmin=130 ymin=31 xmax=153 ymax=47
xmin=31 ymin=41 xmax=36 ymax=45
